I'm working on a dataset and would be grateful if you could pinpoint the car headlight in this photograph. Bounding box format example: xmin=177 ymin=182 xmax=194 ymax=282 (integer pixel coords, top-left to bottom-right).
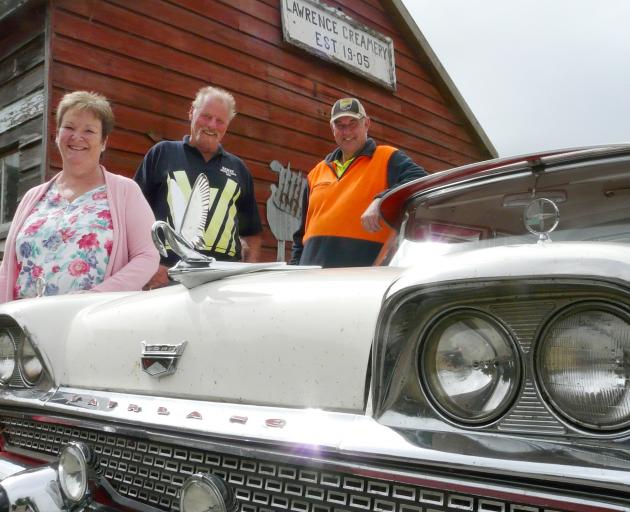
xmin=420 ymin=309 xmax=521 ymax=424
xmin=180 ymin=473 xmax=237 ymax=512
xmin=537 ymin=303 xmax=630 ymax=431
xmin=20 ymin=336 xmax=43 ymax=386
xmin=0 ymin=330 xmax=16 ymax=384
xmin=58 ymin=442 xmax=92 ymax=503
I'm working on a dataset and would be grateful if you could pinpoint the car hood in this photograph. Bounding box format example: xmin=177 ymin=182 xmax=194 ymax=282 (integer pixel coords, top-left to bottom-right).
xmin=389 ymin=241 xmax=630 ymax=297
xmin=6 ymin=267 xmax=402 ymax=413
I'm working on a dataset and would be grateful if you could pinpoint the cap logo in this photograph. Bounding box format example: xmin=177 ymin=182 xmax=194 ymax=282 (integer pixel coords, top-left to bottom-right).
xmin=338 ymin=99 xmax=355 ymax=111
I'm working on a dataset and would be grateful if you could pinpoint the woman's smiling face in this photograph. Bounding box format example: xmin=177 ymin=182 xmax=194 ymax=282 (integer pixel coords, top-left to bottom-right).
xmin=56 ymin=108 xmax=105 ymax=169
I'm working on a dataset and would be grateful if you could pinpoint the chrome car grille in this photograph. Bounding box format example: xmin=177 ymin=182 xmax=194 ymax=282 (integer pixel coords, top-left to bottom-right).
xmin=1 ymin=415 xmax=574 ymax=512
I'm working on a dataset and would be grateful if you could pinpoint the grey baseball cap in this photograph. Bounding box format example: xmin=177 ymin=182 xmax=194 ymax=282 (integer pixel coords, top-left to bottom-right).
xmin=330 ymin=98 xmax=367 ymax=122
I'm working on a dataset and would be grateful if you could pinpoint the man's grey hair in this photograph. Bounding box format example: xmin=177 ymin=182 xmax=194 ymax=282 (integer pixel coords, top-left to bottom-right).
xmin=192 ymin=86 xmax=237 ymax=121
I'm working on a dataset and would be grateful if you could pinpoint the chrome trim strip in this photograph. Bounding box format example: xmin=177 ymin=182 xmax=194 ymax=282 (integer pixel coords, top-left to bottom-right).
xmin=1 ymin=389 xmax=629 ymax=495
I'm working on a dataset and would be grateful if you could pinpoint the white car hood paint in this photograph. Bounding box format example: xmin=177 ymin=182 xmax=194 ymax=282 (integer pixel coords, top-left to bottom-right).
xmin=389 ymin=241 xmax=630 ymax=297
xmin=9 ymin=267 xmax=401 ymax=412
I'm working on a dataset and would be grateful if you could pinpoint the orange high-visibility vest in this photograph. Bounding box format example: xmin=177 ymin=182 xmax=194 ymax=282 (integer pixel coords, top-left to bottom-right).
xmin=303 ymin=145 xmax=397 ymax=244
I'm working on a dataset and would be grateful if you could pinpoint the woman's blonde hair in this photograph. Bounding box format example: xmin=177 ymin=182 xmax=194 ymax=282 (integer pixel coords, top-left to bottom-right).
xmin=56 ymin=91 xmax=115 ymax=140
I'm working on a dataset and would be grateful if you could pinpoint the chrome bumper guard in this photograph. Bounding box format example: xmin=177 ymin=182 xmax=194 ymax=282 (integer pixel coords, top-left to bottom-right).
xmin=0 ymin=463 xmax=66 ymax=511
xmin=0 ymin=458 xmax=118 ymax=512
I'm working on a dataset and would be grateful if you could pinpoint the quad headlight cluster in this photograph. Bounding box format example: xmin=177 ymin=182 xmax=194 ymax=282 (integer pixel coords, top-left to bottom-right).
xmin=0 ymin=325 xmax=43 ymax=387
xmin=418 ymin=302 xmax=630 ymax=432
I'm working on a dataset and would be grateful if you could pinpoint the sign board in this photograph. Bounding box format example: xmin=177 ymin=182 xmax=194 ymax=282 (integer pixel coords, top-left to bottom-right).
xmin=281 ymin=0 xmax=396 ymax=90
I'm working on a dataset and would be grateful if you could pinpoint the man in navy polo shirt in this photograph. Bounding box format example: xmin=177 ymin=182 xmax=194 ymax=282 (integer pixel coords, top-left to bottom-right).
xmin=135 ymin=86 xmax=262 ymax=288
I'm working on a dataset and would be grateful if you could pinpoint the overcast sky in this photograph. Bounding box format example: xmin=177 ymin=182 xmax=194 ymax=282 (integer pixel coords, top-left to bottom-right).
xmin=400 ymin=0 xmax=630 ymax=156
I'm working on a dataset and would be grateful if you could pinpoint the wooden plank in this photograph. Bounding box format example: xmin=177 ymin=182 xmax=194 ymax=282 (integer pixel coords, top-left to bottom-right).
xmin=52 ymin=61 xmax=473 ymax=171
xmin=51 ymin=8 xmax=476 ymax=155
xmin=0 ymin=89 xmax=44 ymax=135
xmin=95 ymin=0 xmax=455 ymax=122
xmin=214 ymin=0 xmax=278 ymax=25
xmin=0 ymin=33 xmax=45 ymax=85
xmin=52 ymin=37 xmax=198 ymax=99
xmin=51 ymin=66 xmax=191 ymax=120
xmin=394 ymin=59 xmax=443 ymax=101
xmin=54 ymin=0 xmax=488 ymax=154
xmin=18 ymin=141 xmax=42 ymax=172
xmin=0 ymin=62 xmax=45 ymax=109
xmin=50 ymin=5 xmax=488 ymax=162
xmin=54 ymin=78 xmax=475 ymax=173
xmin=0 ymin=4 xmax=44 ymax=62
xmin=17 ymin=168 xmax=43 ymax=201
xmin=0 ymin=115 xmax=42 ymax=149
xmin=51 ymin=37 xmax=329 ymax=143
xmin=51 ymin=45 xmax=478 ymax=169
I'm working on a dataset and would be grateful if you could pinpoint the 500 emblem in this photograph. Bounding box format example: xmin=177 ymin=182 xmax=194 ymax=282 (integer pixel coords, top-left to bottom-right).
xmin=140 ymin=341 xmax=187 ymax=377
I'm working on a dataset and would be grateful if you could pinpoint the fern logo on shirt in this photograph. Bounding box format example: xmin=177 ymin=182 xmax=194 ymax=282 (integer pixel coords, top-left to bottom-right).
xmin=167 ymin=170 xmax=241 ymax=257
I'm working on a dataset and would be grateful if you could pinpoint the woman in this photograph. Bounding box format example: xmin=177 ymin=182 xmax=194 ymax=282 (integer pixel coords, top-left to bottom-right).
xmin=0 ymin=91 xmax=159 ymax=302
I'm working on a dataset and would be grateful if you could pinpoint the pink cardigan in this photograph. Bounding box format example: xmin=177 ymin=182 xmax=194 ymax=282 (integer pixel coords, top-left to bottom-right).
xmin=0 ymin=168 xmax=160 ymax=303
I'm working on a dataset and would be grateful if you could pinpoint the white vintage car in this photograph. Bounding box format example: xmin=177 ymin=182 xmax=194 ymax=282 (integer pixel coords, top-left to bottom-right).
xmin=0 ymin=145 xmax=628 ymax=512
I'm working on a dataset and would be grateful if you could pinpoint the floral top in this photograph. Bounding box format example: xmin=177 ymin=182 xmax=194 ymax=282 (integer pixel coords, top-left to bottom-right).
xmin=14 ymin=184 xmax=113 ymax=299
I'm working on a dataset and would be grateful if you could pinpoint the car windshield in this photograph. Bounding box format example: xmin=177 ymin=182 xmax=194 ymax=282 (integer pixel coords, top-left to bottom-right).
xmin=387 ymin=154 xmax=630 ymax=266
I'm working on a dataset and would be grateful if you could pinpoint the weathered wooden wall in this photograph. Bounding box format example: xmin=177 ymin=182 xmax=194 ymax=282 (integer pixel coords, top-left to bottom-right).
xmin=46 ymin=0 xmax=491 ymax=261
xmin=0 ymin=0 xmax=46 ymax=238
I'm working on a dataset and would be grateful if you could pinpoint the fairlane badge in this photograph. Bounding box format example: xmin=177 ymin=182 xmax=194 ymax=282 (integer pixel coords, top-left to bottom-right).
xmin=141 ymin=341 xmax=187 ymax=377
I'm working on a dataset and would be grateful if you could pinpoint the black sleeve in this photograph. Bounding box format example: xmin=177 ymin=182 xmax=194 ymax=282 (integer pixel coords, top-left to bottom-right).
xmin=237 ymin=167 xmax=263 ymax=236
xmin=377 ymin=150 xmax=427 ymax=198
xmin=289 ymin=185 xmax=309 ymax=265
xmin=133 ymin=144 xmax=160 ymax=208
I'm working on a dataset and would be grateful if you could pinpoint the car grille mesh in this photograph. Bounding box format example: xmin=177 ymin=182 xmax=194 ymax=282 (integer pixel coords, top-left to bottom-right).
xmin=488 ymin=301 xmax=566 ymax=434
xmin=1 ymin=415 xmax=566 ymax=512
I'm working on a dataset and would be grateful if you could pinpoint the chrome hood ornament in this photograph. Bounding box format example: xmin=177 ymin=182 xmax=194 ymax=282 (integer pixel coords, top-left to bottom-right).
xmin=141 ymin=341 xmax=187 ymax=377
xmin=524 ymin=197 xmax=560 ymax=242
xmin=151 ymin=173 xmax=214 ymax=264
xmin=150 ymin=168 xmax=306 ymax=289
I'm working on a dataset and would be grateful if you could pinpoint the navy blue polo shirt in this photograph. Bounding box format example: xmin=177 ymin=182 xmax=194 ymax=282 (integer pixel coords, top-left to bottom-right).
xmin=134 ymin=137 xmax=262 ymax=265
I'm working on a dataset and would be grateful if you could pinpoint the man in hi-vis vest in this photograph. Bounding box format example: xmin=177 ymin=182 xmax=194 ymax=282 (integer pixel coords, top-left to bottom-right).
xmin=291 ymin=98 xmax=427 ymax=267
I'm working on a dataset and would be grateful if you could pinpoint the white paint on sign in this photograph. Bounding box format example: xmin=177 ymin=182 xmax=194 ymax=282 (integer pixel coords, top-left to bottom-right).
xmin=281 ymin=0 xmax=396 ymax=90
xmin=0 ymin=90 xmax=44 ymax=135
